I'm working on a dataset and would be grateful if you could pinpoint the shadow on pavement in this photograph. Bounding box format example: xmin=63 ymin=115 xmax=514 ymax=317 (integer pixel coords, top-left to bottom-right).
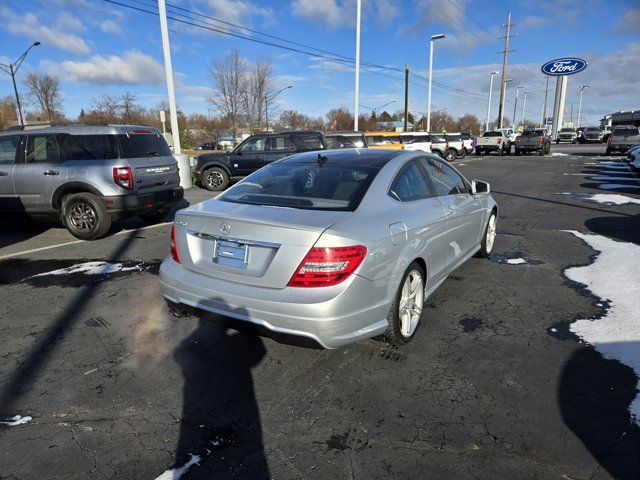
xmin=584 ymin=214 xmax=640 ymax=244
xmin=0 ymin=216 xmax=53 ymax=249
xmin=171 ymin=307 xmax=271 ymax=479
xmin=559 ymin=342 xmax=640 ymax=480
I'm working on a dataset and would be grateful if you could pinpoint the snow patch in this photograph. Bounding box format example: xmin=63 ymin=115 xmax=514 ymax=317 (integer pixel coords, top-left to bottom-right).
xmin=1 ymin=415 xmax=33 ymax=426
xmin=550 ymin=152 xmax=569 ymax=157
xmin=558 ymin=193 xmax=640 ymax=206
xmin=25 ymin=262 xmax=143 ymax=279
xmin=563 ymin=230 xmax=640 ymax=424
xmin=154 ymin=454 xmax=202 ymax=480
xmin=506 ymin=258 xmax=527 ymax=265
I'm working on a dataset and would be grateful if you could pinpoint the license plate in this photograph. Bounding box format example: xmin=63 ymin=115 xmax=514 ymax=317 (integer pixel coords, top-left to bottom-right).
xmin=213 ymin=239 xmax=248 ymax=269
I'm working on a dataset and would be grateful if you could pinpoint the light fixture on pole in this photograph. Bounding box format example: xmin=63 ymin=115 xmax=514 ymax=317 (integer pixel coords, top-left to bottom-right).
xmin=353 ymin=0 xmax=362 ymax=131
xmin=500 ymin=79 xmax=512 ymax=128
xmin=0 ymin=41 xmax=41 ymax=126
xmin=359 ymin=100 xmax=396 ymax=119
xmin=512 ymin=85 xmax=523 ymax=127
xmin=521 ymin=91 xmax=530 ymax=126
xmin=576 ymin=84 xmax=589 ymax=129
xmin=485 ymin=71 xmax=499 ymax=131
xmin=264 ymin=85 xmax=293 ymax=131
xmin=426 ymin=33 xmax=445 ymax=132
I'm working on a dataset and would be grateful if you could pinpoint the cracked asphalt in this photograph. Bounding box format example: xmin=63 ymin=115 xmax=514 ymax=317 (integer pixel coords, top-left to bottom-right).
xmin=0 ymin=144 xmax=639 ymax=479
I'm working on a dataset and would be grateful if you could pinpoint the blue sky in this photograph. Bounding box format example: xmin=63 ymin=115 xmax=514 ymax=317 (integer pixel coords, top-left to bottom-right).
xmin=1 ymin=0 xmax=638 ymax=126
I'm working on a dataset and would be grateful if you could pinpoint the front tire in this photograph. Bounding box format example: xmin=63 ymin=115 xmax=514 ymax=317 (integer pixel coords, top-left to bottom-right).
xmin=385 ymin=262 xmax=425 ymax=346
xmin=476 ymin=212 xmax=497 ymax=258
xmin=203 ymin=167 xmax=229 ymax=191
xmin=62 ymin=192 xmax=111 ymax=240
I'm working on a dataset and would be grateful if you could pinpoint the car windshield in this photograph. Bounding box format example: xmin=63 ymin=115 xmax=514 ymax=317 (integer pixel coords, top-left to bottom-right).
xmin=483 ymin=132 xmax=502 ymax=137
xmin=446 ymin=134 xmax=461 ymax=141
xmin=585 ymin=127 xmax=601 ymax=131
xmin=219 ymin=162 xmax=378 ymax=211
xmin=560 ymin=128 xmax=574 ymax=132
xmin=614 ymin=127 xmax=639 ymax=135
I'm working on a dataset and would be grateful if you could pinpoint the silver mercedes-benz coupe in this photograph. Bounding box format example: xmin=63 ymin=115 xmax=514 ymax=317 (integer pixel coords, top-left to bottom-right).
xmin=160 ymin=149 xmax=497 ymax=348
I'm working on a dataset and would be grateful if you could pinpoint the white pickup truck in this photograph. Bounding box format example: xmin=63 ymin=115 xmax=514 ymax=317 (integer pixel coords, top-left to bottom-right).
xmin=475 ymin=131 xmax=511 ymax=156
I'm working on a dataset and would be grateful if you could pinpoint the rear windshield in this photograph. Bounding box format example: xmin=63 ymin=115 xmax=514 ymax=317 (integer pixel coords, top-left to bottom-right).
xmin=219 ymin=162 xmax=378 ymax=211
xmin=560 ymin=128 xmax=574 ymax=132
xmin=522 ymin=130 xmax=545 ymax=136
xmin=445 ymin=134 xmax=461 ymax=141
xmin=461 ymin=133 xmax=471 ymax=140
xmin=482 ymin=132 xmax=502 ymax=137
xmin=614 ymin=127 xmax=639 ymax=136
xmin=118 ymin=133 xmax=172 ymax=158
xmin=585 ymin=127 xmax=601 ymax=132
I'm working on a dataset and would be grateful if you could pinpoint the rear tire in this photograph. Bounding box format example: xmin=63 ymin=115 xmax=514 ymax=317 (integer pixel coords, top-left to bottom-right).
xmin=444 ymin=149 xmax=456 ymax=162
xmin=476 ymin=212 xmax=497 ymax=258
xmin=605 ymin=147 xmax=612 ymax=155
xmin=475 ymin=148 xmax=482 ymax=156
xmin=538 ymin=148 xmax=544 ymax=156
xmin=497 ymin=147 xmax=503 ymax=156
xmin=385 ymin=262 xmax=425 ymax=347
xmin=203 ymin=167 xmax=229 ymax=192
xmin=62 ymin=192 xmax=111 ymax=240
xmin=514 ymin=149 xmax=520 ymax=156
xmin=457 ymin=149 xmax=467 ymax=159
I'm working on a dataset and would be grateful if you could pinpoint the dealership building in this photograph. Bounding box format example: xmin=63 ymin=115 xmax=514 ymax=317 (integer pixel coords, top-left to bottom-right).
xmin=600 ymin=110 xmax=640 ymax=128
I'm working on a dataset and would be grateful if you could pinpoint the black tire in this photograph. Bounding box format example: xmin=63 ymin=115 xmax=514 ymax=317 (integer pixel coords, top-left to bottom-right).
xmin=444 ymin=149 xmax=456 ymax=162
xmin=538 ymin=148 xmax=544 ymax=156
xmin=476 ymin=211 xmax=497 ymax=258
xmin=433 ymin=149 xmax=444 ymax=159
xmin=385 ymin=262 xmax=425 ymax=347
xmin=139 ymin=208 xmax=169 ymax=225
xmin=62 ymin=192 xmax=111 ymax=240
xmin=202 ymin=167 xmax=229 ymax=191
xmin=457 ymin=149 xmax=467 ymax=159
xmin=555 ymin=139 xmax=560 ymax=144
xmin=497 ymin=146 xmax=503 ymax=156
xmin=514 ymin=149 xmax=520 ymax=156
xmin=605 ymin=147 xmax=612 ymax=155
xmin=475 ymin=148 xmax=482 ymax=156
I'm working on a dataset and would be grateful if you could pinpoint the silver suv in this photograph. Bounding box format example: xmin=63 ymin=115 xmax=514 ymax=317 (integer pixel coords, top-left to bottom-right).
xmin=606 ymin=125 xmax=640 ymax=155
xmin=0 ymin=124 xmax=183 ymax=240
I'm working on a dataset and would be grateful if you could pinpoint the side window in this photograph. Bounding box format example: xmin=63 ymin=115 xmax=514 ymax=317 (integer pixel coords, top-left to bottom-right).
xmin=25 ymin=135 xmax=63 ymax=163
xmin=239 ymin=136 xmax=265 ymax=153
xmin=61 ymin=135 xmax=118 ymax=160
xmin=0 ymin=135 xmax=21 ymax=165
xmin=267 ymin=135 xmax=294 ymax=152
xmin=421 ymin=157 xmax=467 ymax=197
xmin=389 ymin=161 xmax=433 ymax=202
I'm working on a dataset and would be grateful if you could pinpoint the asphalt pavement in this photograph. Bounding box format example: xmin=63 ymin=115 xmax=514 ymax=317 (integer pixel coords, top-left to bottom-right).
xmin=0 ymin=143 xmax=639 ymax=479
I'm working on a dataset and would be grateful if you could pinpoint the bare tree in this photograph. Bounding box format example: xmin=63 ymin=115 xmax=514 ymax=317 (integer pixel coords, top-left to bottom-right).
xmin=91 ymin=94 xmax=121 ymax=122
xmin=23 ymin=72 xmax=62 ymax=121
xmin=120 ymin=91 xmax=137 ymax=124
xmin=325 ymin=108 xmax=354 ymax=131
xmin=457 ymin=113 xmax=481 ymax=134
xmin=0 ymin=96 xmax=17 ymax=129
xmin=429 ymin=110 xmax=456 ymax=132
xmin=244 ymin=58 xmax=273 ymax=131
xmin=208 ymin=50 xmax=247 ymax=138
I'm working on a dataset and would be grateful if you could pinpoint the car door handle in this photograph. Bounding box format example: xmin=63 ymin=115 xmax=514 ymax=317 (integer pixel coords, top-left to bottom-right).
xmin=43 ymin=170 xmax=59 ymax=176
xmin=0 ymin=171 xmax=8 ymax=177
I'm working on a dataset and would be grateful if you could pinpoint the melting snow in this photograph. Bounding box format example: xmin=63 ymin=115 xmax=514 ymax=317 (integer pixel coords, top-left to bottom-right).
xmin=558 ymin=193 xmax=640 ymax=206
xmin=1 ymin=415 xmax=32 ymax=426
xmin=506 ymin=258 xmax=527 ymax=265
xmin=26 ymin=262 xmax=143 ymax=279
xmin=550 ymin=152 xmax=569 ymax=157
xmin=564 ymin=230 xmax=640 ymax=424
xmin=154 ymin=455 xmax=202 ymax=480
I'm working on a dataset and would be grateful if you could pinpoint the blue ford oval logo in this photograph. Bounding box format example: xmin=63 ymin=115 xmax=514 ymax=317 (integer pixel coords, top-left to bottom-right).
xmin=541 ymin=58 xmax=587 ymax=76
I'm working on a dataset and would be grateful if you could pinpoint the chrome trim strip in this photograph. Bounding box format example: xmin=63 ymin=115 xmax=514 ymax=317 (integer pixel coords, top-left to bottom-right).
xmin=187 ymin=230 xmax=280 ymax=249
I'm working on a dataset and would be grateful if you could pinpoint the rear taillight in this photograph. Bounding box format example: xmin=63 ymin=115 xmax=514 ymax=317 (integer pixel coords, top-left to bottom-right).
xmin=607 ymin=136 xmax=612 ymax=145
xmin=497 ymin=138 xmax=502 ymax=145
xmin=170 ymin=225 xmax=181 ymax=263
xmin=113 ymin=167 xmax=134 ymax=190
xmin=288 ymin=245 xmax=367 ymax=288
xmin=539 ymin=137 xmax=544 ymax=145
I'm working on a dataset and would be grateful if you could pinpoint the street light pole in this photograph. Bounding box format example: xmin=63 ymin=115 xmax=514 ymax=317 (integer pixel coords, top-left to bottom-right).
xmin=500 ymin=79 xmax=512 ymax=129
xmin=353 ymin=0 xmax=361 ymax=131
xmin=485 ymin=71 xmax=499 ymax=131
xmin=426 ymin=33 xmax=445 ymax=132
xmin=512 ymin=86 xmax=523 ymax=127
xmin=359 ymin=100 xmax=396 ymax=121
xmin=158 ymin=0 xmax=181 ymax=154
xmin=264 ymin=85 xmax=293 ymax=131
xmin=576 ymin=84 xmax=589 ymax=129
xmin=0 ymin=41 xmax=41 ymax=126
xmin=521 ymin=91 xmax=530 ymax=126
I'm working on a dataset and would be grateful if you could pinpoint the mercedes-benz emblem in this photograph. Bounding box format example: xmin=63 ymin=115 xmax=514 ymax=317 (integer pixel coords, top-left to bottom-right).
xmin=219 ymin=222 xmax=231 ymax=235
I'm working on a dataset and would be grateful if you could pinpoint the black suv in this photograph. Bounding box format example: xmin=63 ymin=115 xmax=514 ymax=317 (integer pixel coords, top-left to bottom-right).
xmin=195 ymin=131 xmax=326 ymax=191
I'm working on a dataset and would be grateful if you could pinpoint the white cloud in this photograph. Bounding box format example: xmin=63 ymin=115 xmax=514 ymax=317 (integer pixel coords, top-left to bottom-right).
xmin=48 ymin=51 xmax=164 ymax=86
xmin=616 ymin=8 xmax=640 ymax=34
xmin=56 ymin=12 xmax=87 ymax=32
xmin=99 ymin=20 xmax=123 ymax=36
xmin=0 ymin=8 xmax=90 ymax=55
xmin=291 ymin=0 xmax=399 ymax=28
xmin=204 ymin=0 xmax=273 ymax=26
xmin=520 ymin=15 xmax=546 ymax=29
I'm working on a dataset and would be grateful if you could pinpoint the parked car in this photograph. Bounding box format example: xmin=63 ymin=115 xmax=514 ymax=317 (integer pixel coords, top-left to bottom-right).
xmin=601 ymin=126 xmax=612 ymax=144
xmin=195 ymin=131 xmax=326 ymax=191
xmin=496 ymin=128 xmax=518 ymax=144
xmin=625 ymin=144 xmax=640 ymax=162
xmin=513 ymin=129 xmax=551 ymax=156
xmin=557 ymin=127 xmax=577 ymax=144
xmin=364 ymin=132 xmax=404 ymax=150
xmin=444 ymin=133 xmax=466 ymax=159
xmin=194 ymin=141 xmax=216 ymax=150
xmin=579 ymin=127 xmax=604 ymax=144
xmin=0 ymin=124 xmax=183 ymax=240
xmin=324 ymin=131 xmax=367 ymax=149
xmin=461 ymin=132 xmax=474 ymax=154
xmin=606 ymin=125 xmax=640 ymax=155
xmin=630 ymin=147 xmax=640 ymax=171
xmin=476 ymin=131 xmax=511 ymax=156
xmin=161 ymin=148 xmax=497 ymax=348
xmin=428 ymin=133 xmax=457 ymax=161
xmin=400 ymin=132 xmax=431 ymax=153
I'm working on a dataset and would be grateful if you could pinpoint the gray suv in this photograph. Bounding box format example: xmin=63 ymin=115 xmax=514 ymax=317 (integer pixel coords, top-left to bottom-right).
xmin=0 ymin=124 xmax=183 ymax=240
xmin=606 ymin=125 xmax=640 ymax=155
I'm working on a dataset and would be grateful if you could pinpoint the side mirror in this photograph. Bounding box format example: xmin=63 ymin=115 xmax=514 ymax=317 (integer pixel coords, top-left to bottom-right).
xmin=472 ymin=179 xmax=490 ymax=194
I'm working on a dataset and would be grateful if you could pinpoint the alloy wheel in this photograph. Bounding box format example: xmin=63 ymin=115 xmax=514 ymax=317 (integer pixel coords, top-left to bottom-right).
xmin=68 ymin=202 xmax=97 ymax=233
xmin=206 ymin=170 xmax=224 ymax=189
xmin=486 ymin=214 xmax=497 ymax=253
xmin=398 ymin=270 xmax=424 ymax=337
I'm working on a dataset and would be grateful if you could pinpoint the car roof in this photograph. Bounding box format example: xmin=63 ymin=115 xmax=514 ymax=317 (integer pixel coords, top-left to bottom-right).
xmin=0 ymin=124 xmax=161 ymax=136
xmin=364 ymin=131 xmax=400 ymax=136
xmin=324 ymin=131 xmax=365 ymax=136
xmin=274 ymin=147 xmax=401 ymax=168
xmin=270 ymin=130 xmax=322 ymax=136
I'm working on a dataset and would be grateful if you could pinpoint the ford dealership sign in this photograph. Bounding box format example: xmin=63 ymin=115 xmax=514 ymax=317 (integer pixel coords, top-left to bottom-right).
xmin=541 ymin=58 xmax=587 ymax=76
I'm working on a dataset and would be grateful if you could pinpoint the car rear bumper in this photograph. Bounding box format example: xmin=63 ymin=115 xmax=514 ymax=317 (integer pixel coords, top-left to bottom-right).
xmin=515 ymin=145 xmax=542 ymax=151
xmin=159 ymin=258 xmax=394 ymax=348
xmin=103 ymin=187 xmax=184 ymax=216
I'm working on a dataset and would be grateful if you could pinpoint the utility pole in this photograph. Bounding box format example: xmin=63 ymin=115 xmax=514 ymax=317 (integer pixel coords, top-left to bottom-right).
xmin=541 ymin=76 xmax=549 ymax=128
xmin=570 ymin=102 xmax=574 ymax=126
xmin=512 ymin=86 xmax=523 ymax=127
xmin=158 ymin=0 xmax=181 ymax=154
xmin=403 ymin=64 xmax=409 ymax=132
xmin=0 ymin=42 xmax=41 ymax=126
xmin=521 ymin=91 xmax=529 ymax=126
xmin=426 ymin=33 xmax=445 ymax=132
xmin=353 ymin=0 xmax=361 ymax=131
xmin=576 ymin=85 xmax=589 ymax=130
xmin=497 ymin=12 xmax=515 ymax=129
xmin=485 ymin=71 xmax=499 ymax=131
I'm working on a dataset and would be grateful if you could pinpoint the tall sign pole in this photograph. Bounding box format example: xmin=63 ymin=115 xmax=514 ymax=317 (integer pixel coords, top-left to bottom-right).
xmin=353 ymin=0 xmax=361 ymax=132
xmin=497 ymin=12 xmax=513 ymax=129
xmin=403 ymin=64 xmax=409 ymax=132
xmin=158 ymin=0 xmax=181 ymax=154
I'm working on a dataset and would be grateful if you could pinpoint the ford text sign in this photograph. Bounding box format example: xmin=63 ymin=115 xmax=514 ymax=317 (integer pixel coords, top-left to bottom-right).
xmin=541 ymin=58 xmax=587 ymax=76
